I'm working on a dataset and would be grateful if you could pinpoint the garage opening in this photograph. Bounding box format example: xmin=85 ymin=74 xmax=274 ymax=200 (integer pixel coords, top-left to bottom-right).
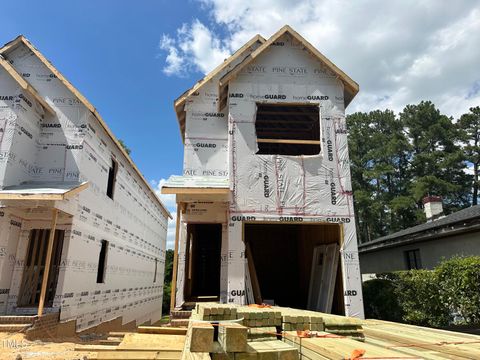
xmin=245 ymin=223 xmax=344 ymax=315
xmin=185 ymin=223 xmax=222 ymax=301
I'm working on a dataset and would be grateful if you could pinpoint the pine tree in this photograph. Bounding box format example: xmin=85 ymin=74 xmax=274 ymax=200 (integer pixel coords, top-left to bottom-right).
xmin=458 ymin=106 xmax=480 ymax=205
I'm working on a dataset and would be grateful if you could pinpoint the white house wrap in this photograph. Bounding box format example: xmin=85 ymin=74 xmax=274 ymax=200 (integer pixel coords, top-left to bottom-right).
xmin=0 ymin=36 xmax=170 ymax=331
xmin=165 ymin=25 xmax=364 ymax=318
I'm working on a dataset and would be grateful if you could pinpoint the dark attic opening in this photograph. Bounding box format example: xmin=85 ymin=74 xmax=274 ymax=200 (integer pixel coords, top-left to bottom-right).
xmin=245 ymin=223 xmax=344 ymax=315
xmin=255 ymin=103 xmax=320 ymax=156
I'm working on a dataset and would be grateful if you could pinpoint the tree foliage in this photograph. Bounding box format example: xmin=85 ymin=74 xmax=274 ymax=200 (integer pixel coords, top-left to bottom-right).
xmin=162 ymin=249 xmax=174 ymax=315
xmin=458 ymin=106 xmax=480 ymax=205
xmin=347 ymin=101 xmax=475 ymax=243
xmin=118 ymin=139 xmax=132 ymax=155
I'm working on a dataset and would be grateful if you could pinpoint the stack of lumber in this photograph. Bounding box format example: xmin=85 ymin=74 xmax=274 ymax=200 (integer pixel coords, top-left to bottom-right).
xmin=184 ymin=320 xmax=299 ymax=360
xmin=192 ymin=303 xmax=238 ymax=321
xmin=362 ymin=319 xmax=480 ymax=359
xmin=275 ymin=307 xmax=324 ymax=332
xmin=318 ymin=312 xmax=364 ymax=341
xmin=237 ymin=307 xmax=282 ymax=327
xmin=247 ymin=327 xmax=278 ymax=342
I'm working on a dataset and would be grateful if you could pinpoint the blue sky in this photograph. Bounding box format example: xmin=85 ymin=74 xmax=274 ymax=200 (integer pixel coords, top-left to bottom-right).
xmin=3 ymin=0 xmax=479 ymax=247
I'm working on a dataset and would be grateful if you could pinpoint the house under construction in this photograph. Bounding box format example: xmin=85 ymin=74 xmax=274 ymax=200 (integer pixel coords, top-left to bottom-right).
xmin=163 ymin=25 xmax=364 ymax=318
xmin=0 ymin=36 xmax=170 ymax=333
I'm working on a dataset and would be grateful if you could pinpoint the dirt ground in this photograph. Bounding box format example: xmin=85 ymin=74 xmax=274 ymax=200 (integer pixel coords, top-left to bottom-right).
xmin=0 ymin=332 xmax=96 ymax=360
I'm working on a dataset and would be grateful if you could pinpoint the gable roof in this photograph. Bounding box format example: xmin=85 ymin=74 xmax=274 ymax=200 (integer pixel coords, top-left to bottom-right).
xmin=0 ymin=35 xmax=171 ymax=219
xmin=174 ymin=34 xmax=266 ymax=141
xmin=218 ymin=25 xmax=359 ymax=109
xmin=359 ymin=205 xmax=480 ymax=253
xmin=174 ymin=25 xmax=359 ymax=142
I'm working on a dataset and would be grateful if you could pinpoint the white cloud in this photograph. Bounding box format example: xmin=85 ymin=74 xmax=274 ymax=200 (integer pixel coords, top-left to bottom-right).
xmin=159 ymin=0 xmax=480 ymax=118
xmin=153 ymin=178 xmax=177 ymax=249
xmin=159 ymin=20 xmax=231 ymax=75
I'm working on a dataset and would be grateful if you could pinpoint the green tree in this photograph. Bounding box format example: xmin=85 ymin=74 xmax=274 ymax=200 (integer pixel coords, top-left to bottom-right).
xmin=118 ymin=139 xmax=131 ymax=155
xmin=400 ymin=101 xmax=471 ymax=213
xmin=162 ymin=249 xmax=174 ymax=315
xmin=347 ymin=102 xmax=472 ymax=243
xmin=347 ymin=110 xmax=413 ymax=242
xmin=458 ymin=106 xmax=480 ymax=205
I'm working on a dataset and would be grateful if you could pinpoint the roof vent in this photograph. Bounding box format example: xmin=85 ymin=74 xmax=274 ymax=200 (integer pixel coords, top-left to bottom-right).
xmin=422 ymin=196 xmax=445 ymax=222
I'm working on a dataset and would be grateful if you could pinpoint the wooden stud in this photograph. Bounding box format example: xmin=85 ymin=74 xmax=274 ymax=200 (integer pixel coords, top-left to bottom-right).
xmin=161 ymin=188 xmax=230 ymax=195
xmin=170 ymin=203 xmax=183 ymax=312
xmin=218 ymin=323 xmax=248 ymax=353
xmin=37 ymin=208 xmax=58 ymax=316
xmin=257 ymin=138 xmax=320 ymax=145
xmin=138 ymin=326 xmax=187 ymax=335
xmin=189 ymin=323 xmax=214 ymax=352
xmin=245 ymin=242 xmax=262 ymax=304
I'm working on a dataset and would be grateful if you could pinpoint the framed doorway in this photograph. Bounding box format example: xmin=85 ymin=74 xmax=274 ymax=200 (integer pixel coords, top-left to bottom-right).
xmin=184 ymin=223 xmax=222 ymax=301
xmin=17 ymin=229 xmax=65 ymax=308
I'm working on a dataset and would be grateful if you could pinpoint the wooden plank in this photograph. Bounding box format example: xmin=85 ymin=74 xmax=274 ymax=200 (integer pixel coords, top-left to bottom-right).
xmin=245 ymin=242 xmax=262 ymax=304
xmin=95 ymin=351 xmax=182 ymax=360
xmin=162 ymin=188 xmax=230 ymax=195
xmin=362 ymin=327 xmax=480 ymax=359
xmin=138 ymin=326 xmax=187 ymax=335
xmin=118 ymin=333 xmax=186 ymax=351
xmin=257 ymin=138 xmax=320 ymax=145
xmin=74 ymin=345 xmax=119 ymax=351
xmin=63 ymin=181 xmax=89 ymax=198
xmin=181 ymin=323 xmax=211 ymax=360
xmin=170 ymin=204 xmax=183 ymax=312
xmin=38 ymin=209 xmax=58 ymax=316
xmin=236 ymin=340 xmax=298 ymax=360
xmin=189 ymin=323 xmax=214 ymax=352
xmin=108 ymin=331 xmax=130 ymax=337
xmin=283 ymin=331 xmax=422 ymax=360
xmin=218 ymin=323 xmax=248 ymax=353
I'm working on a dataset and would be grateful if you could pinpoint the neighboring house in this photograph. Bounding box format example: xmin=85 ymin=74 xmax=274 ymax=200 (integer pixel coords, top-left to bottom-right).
xmin=359 ymin=197 xmax=480 ymax=276
xmin=162 ymin=25 xmax=364 ymax=318
xmin=0 ymin=36 xmax=170 ymax=332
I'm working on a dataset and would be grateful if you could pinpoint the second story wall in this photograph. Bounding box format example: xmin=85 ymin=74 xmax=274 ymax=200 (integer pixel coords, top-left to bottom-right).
xmin=227 ymin=33 xmax=353 ymax=217
xmin=0 ymin=66 xmax=46 ymax=187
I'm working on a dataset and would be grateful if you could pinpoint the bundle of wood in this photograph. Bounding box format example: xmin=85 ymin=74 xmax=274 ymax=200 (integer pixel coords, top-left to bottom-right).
xmin=192 ymin=303 xmax=238 ymax=321
xmin=319 ymin=312 xmax=365 ymax=341
xmin=237 ymin=307 xmax=282 ymax=327
xmin=247 ymin=327 xmax=278 ymax=342
xmin=276 ymin=307 xmax=324 ymax=332
xmin=183 ymin=321 xmax=299 ymax=360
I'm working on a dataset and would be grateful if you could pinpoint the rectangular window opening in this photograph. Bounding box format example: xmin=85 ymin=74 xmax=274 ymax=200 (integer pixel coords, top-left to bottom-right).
xmin=97 ymin=240 xmax=108 ymax=283
xmin=405 ymin=249 xmax=422 ymax=270
xmin=106 ymin=158 xmax=118 ymax=199
xmin=154 ymin=258 xmax=158 ymax=283
xmin=255 ymin=103 xmax=320 ymax=156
